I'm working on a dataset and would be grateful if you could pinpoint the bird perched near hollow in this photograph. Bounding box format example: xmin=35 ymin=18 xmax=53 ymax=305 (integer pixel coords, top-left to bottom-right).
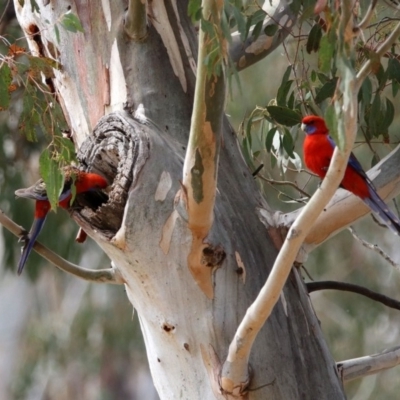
xmin=15 ymin=169 xmax=108 ymax=275
xmin=301 ymin=115 xmax=400 ymax=235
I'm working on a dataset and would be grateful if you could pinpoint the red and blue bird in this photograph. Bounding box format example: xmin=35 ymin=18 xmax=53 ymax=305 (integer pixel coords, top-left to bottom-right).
xmin=301 ymin=115 xmax=400 ymax=234
xmin=15 ymin=170 xmax=108 ymax=275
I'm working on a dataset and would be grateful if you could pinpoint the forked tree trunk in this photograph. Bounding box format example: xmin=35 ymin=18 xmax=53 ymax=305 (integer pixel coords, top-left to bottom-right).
xmin=14 ymin=1 xmax=345 ymax=398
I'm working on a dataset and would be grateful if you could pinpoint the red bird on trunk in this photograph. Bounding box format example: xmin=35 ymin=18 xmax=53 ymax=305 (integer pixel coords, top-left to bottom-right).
xmin=301 ymin=115 xmax=400 ymax=235
xmin=15 ymin=171 xmax=108 ymax=275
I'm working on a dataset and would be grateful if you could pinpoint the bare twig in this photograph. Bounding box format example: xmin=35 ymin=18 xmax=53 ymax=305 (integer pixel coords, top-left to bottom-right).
xmin=0 ymin=0 xmax=11 ymax=27
xmin=348 ymin=227 xmax=400 ymax=271
xmin=356 ymin=20 xmax=400 ymax=88
xmin=307 ymin=280 xmax=400 ymax=310
xmin=124 ymin=0 xmax=148 ymax=41
xmin=337 ymin=346 xmax=400 ymax=382
xmin=257 ymin=174 xmax=312 ymax=198
xmin=0 ymin=208 xmax=125 ymax=285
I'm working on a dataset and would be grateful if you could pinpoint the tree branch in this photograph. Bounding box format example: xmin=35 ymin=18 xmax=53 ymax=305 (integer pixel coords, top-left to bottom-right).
xmin=181 ymin=0 xmax=226 ymax=298
xmin=356 ymin=19 xmax=400 ymax=88
xmin=348 ymin=227 xmax=400 ymax=270
xmin=353 ymin=0 xmax=378 ymax=33
xmin=220 ymin=144 xmax=356 ymax=394
xmin=0 ymin=209 xmax=125 ymax=285
xmin=124 ymin=0 xmax=148 ymax=41
xmin=337 ymin=346 xmax=400 ymax=382
xmin=257 ymin=174 xmax=312 ymax=199
xmin=307 ymin=281 xmax=400 ymax=310
xmin=182 ymin=0 xmax=225 ymax=238
xmin=230 ymin=0 xmax=297 ymax=72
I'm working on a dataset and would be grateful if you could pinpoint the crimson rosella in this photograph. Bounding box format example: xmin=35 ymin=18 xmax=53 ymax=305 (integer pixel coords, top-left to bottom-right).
xmin=15 ymin=171 xmax=108 ymax=275
xmin=301 ymin=115 xmax=400 ymax=234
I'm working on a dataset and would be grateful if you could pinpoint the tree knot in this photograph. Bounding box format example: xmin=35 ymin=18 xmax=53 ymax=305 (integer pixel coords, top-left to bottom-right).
xmin=74 ymin=111 xmax=150 ymax=239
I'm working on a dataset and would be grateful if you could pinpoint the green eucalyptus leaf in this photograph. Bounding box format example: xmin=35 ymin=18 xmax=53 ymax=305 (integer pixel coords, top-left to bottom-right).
xmin=39 ymin=149 xmax=64 ymax=211
xmin=383 ymin=98 xmax=395 ymax=131
xmin=319 ymin=34 xmax=335 ymax=73
xmin=0 ymin=64 xmax=12 ymax=111
xmin=20 ymin=92 xmax=39 ymax=142
xmin=61 ymin=12 xmax=84 ymax=33
xmin=282 ymin=129 xmax=295 ymax=158
xmin=361 ymin=77 xmax=372 ymax=107
xmin=232 ymin=6 xmax=246 ymax=41
xmin=266 ymin=106 xmax=302 ymax=126
xmin=393 ymin=80 xmax=399 ymax=97
xmin=388 ymin=58 xmax=400 ymax=83
xmin=315 ymin=78 xmax=338 ymax=104
xmin=324 ymin=105 xmax=340 ymax=147
xmin=306 ymin=24 xmax=323 ymax=54
xmin=367 ymin=93 xmax=381 ymax=136
xmin=188 ymin=0 xmax=201 ymax=21
xmin=252 ymin=20 xmax=264 ymax=41
xmin=277 ymin=80 xmax=293 ymax=107
xmin=265 ymin=127 xmax=277 ymax=153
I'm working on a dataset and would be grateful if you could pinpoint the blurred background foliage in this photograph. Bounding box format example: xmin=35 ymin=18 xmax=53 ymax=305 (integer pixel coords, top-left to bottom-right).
xmin=1 ymin=0 xmax=400 ymax=399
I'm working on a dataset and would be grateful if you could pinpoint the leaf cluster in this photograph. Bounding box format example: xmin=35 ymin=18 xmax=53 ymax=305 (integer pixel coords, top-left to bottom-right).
xmin=0 ymin=42 xmax=76 ymax=209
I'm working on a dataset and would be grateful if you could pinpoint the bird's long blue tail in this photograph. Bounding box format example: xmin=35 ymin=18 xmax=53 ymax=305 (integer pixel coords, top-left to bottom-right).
xmin=18 ymin=217 xmax=47 ymax=275
xmin=363 ymin=186 xmax=400 ymax=235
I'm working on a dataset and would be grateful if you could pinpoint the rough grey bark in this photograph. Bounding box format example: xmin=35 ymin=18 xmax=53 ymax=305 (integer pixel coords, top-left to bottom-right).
xmin=13 ymin=1 xmax=345 ymax=398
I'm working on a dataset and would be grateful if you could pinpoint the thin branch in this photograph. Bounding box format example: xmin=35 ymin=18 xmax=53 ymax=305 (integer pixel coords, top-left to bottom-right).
xmin=348 ymin=227 xmax=400 ymax=271
xmin=353 ymin=0 xmax=378 ymax=32
xmin=257 ymin=174 xmax=312 ymax=198
xmin=0 ymin=209 xmax=125 ymax=285
xmin=260 ymin=178 xmax=308 ymax=204
xmin=337 ymin=346 xmax=400 ymax=382
xmin=182 ymin=0 xmax=225 ymax=239
xmin=307 ymin=281 xmax=400 ymax=310
xmin=0 ymin=0 xmax=11 ymax=27
xmin=181 ymin=0 xmax=226 ymax=299
xmin=124 ymin=0 xmax=148 ymax=41
xmin=356 ymin=20 xmax=400 ymax=88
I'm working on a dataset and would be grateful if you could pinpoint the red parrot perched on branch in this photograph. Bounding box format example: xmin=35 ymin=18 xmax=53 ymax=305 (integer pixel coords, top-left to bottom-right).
xmin=301 ymin=115 xmax=400 ymax=235
xmin=15 ymin=170 xmax=108 ymax=275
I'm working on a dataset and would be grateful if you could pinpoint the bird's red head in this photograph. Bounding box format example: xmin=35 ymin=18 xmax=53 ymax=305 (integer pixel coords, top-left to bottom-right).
xmin=301 ymin=115 xmax=329 ymax=136
xmin=75 ymin=172 xmax=108 ymax=194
